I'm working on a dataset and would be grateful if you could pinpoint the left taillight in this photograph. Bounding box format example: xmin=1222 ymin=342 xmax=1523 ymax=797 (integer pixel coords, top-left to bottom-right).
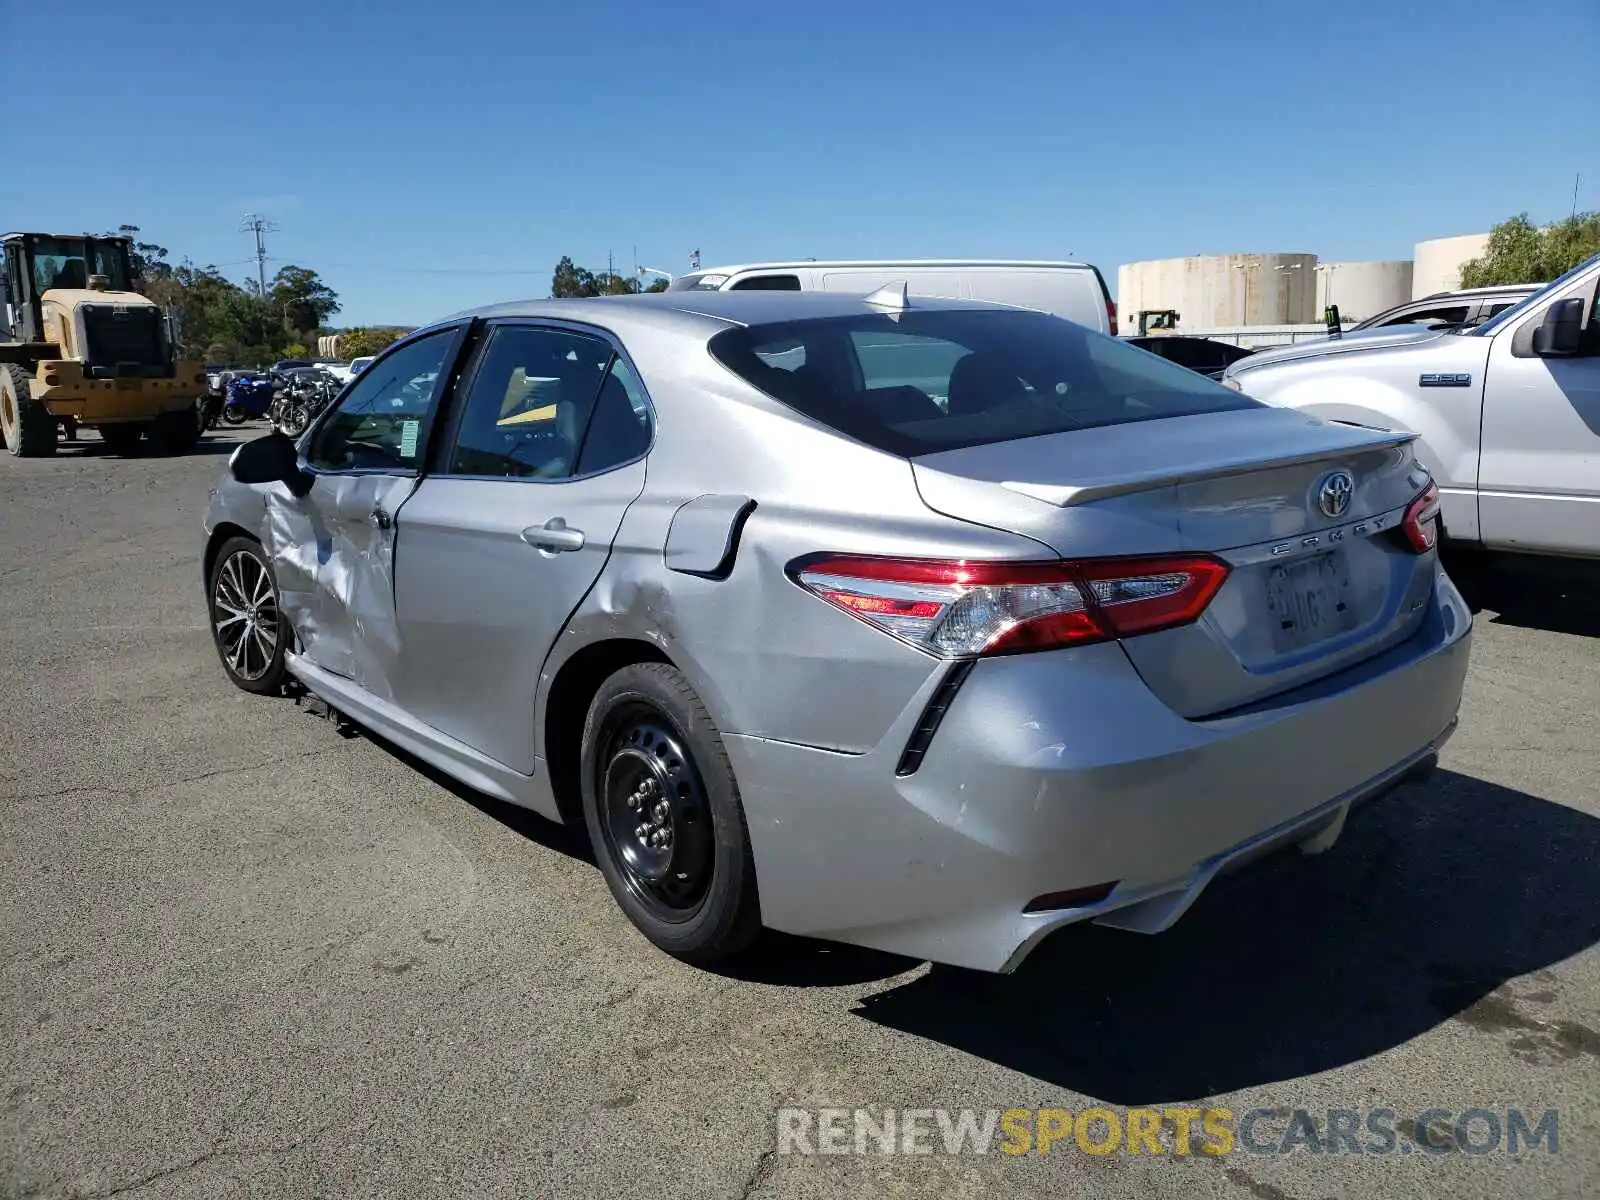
xmin=789 ymin=553 xmax=1230 ymax=658
xmin=1400 ymin=481 xmax=1441 ymax=553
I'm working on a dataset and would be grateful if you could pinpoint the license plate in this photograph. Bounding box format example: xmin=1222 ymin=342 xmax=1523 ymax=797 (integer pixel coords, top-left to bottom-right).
xmin=1265 ymin=551 xmax=1358 ymax=652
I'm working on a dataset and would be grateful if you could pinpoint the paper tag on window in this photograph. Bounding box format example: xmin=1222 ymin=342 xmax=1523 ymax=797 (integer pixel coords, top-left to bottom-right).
xmin=399 ymin=419 xmax=420 ymax=459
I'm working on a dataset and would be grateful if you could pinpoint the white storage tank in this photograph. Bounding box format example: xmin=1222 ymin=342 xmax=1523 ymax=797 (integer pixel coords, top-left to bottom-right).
xmin=1117 ymin=252 xmax=1318 ymax=330
xmin=1314 ymin=260 xmax=1414 ymax=321
xmin=1412 ymin=233 xmax=1490 ymax=298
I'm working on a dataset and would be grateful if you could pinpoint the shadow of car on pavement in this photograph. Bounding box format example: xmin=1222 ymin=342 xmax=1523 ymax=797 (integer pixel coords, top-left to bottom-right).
xmin=1445 ymin=550 xmax=1600 ymax=637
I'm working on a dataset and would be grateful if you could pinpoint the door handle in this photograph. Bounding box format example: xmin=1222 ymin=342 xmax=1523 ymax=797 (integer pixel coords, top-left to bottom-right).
xmin=521 ymin=518 xmax=586 ymax=553
xmin=370 ymin=506 xmax=392 ymax=530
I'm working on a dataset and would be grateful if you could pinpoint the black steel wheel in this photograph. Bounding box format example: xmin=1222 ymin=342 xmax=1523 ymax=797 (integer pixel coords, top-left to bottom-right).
xmin=207 ymin=536 xmax=290 ymax=694
xmin=581 ymin=663 xmax=761 ymax=964
xmin=599 ymin=712 xmax=716 ymax=919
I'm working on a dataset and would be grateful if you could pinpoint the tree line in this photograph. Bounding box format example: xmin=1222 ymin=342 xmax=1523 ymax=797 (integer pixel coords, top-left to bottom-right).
xmin=115 ymin=226 xmax=407 ymax=365
xmin=550 ymin=256 xmax=670 ymax=297
xmin=1459 ymin=211 xmax=1600 ymax=288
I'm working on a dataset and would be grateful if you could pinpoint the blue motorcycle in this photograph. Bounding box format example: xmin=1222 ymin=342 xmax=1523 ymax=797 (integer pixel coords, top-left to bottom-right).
xmin=220 ymin=374 xmax=276 ymax=425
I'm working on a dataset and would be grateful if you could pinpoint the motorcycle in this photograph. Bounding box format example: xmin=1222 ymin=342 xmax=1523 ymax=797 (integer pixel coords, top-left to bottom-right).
xmin=221 ymin=374 xmax=276 ymax=425
xmin=272 ymin=370 xmax=340 ymax=437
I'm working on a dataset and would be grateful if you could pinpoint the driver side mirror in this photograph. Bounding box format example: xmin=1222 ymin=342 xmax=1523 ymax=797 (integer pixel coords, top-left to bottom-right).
xmin=229 ymin=430 xmax=313 ymax=496
xmin=1532 ymin=298 xmax=1585 ymax=357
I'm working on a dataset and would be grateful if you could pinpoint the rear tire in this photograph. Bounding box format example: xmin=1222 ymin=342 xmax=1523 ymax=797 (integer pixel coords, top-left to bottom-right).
xmin=98 ymin=423 xmax=145 ymax=455
xmin=147 ymin=408 xmax=201 ymax=455
xmin=580 ymin=663 xmax=762 ymax=966
xmin=207 ymin=537 xmax=290 ymax=695
xmin=1 ymin=364 xmax=56 ymax=457
xmin=220 ymin=405 xmax=248 ymax=426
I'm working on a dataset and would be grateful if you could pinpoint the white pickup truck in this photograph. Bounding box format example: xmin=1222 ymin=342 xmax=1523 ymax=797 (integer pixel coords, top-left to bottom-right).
xmin=1223 ymin=254 xmax=1600 ymax=560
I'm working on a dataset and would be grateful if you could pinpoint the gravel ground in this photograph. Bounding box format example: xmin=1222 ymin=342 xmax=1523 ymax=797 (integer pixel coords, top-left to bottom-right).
xmin=2 ymin=428 xmax=1596 ymax=1199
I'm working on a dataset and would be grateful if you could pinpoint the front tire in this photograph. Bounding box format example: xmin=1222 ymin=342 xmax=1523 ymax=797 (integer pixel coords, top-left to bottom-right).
xmin=581 ymin=663 xmax=761 ymax=965
xmin=1 ymin=363 xmax=56 ymax=457
xmin=207 ymin=537 xmax=290 ymax=694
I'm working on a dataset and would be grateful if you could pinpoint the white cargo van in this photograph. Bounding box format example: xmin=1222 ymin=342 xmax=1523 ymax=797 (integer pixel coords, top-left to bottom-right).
xmin=668 ymin=260 xmax=1118 ymax=334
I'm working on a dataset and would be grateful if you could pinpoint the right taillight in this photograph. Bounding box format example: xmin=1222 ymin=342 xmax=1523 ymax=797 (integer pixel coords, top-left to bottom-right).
xmin=789 ymin=553 xmax=1230 ymax=657
xmin=1401 ymin=481 xmax=1441 ymax=553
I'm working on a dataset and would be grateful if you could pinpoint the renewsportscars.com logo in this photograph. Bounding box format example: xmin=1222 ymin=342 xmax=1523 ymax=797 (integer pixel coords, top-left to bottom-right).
xmin=776 ymin=1106 xmax=1560 ymax=1158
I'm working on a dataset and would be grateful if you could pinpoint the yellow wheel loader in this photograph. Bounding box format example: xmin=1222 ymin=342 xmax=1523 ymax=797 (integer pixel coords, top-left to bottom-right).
xmin=0 ymin=231 xmax=207 ymax=457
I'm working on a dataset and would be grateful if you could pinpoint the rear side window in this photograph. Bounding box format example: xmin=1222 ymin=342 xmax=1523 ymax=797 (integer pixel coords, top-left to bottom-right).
xmin=708 ymin=309 xmax=1258 ymax=457
xmin=447 ymin=326 xmax=623 ymax=479
xmin=730 ymin=274 xmax=801 ymax=291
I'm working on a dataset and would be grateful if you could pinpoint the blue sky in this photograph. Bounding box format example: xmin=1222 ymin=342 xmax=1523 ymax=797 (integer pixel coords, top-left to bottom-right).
xmin=6 ymin=0 xmax=1595 ymax=325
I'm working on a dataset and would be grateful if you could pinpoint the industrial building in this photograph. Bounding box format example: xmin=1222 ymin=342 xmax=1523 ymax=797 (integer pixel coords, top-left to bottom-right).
xmin=1412 ymin=233 xmax=1492 ymax=298
xmin=1117 ymin=253 xmax=1318 ymax=329
xmin=1118 ymin=233 xmax=1490 ymax=331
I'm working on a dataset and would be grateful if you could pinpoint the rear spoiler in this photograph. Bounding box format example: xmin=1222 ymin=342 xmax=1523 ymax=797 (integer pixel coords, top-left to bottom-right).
xmin=1001 ymin=428 xmax=1418 ymax=508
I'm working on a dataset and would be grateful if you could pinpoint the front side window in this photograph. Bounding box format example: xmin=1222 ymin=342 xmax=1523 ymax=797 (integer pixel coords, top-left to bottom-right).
xmin=710 ymin=309 xmax=1256 ymax=457
xmin=446 ymin=326 xmax=650 ymax=480
xmin=305 ymin=329 xmax=455 ymax=471
xmin=31 ymin=238 xmax=90 ymax=292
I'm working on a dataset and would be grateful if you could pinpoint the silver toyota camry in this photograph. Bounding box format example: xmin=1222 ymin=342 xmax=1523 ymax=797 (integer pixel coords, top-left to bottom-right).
xmin=202 ymin=288 xmax=1471 ymax=973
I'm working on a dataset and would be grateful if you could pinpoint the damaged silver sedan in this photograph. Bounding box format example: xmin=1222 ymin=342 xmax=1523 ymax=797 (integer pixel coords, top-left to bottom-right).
xmin=203 ymin=289 xmax=1470 ymax=972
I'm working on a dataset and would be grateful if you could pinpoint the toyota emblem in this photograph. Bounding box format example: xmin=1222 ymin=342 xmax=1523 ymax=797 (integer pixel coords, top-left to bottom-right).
xmin=1317 ymin=470 xmax=1355 ymax=519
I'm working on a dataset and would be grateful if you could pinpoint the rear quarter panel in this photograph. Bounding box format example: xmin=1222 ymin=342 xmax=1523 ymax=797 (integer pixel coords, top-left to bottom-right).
xmin=542 ymin=334 xmax=1052 ymax=754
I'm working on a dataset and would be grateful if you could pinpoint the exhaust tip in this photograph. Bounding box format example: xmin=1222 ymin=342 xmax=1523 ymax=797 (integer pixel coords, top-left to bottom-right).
xmin=1023 ymin=882 xmax=1119 ymax=914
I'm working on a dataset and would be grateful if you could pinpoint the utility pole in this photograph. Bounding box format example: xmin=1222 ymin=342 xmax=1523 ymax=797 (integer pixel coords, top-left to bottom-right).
xmin=240 ymin=213 xmax=277 ymax=296
xmin=1573 ymin=173 xmax=1583 ymax=220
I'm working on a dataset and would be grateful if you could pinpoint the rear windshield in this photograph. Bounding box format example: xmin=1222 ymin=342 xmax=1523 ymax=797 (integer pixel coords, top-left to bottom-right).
xmin=707 ymin=309 xmax=1258 ymax=456
xmin=667 ymin=273 xmax=729 ymax=292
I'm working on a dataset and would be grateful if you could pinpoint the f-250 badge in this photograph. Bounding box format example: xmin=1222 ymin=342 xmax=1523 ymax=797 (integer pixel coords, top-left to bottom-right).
xmin=1419 ymin=373 xmax=1472 ymax=387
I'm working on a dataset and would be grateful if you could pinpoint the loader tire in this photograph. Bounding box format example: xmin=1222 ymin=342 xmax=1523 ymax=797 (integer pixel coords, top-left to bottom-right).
xmin=1 ymin=364 xmax=56 ymax=457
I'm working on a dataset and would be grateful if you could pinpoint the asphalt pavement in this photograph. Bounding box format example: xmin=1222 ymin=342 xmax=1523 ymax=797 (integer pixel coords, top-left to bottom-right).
xmin=2 ymin=428 xmax=1597 ymax=1199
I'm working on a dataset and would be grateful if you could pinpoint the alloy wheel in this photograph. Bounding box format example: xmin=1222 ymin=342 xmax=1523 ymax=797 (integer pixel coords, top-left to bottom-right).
xmin=212 ymin=549 xmax=280 ymax=681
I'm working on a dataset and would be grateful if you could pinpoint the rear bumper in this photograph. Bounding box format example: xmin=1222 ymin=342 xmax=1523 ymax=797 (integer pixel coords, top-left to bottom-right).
xmin=726 ymin=565 xmax=1471 ymax=973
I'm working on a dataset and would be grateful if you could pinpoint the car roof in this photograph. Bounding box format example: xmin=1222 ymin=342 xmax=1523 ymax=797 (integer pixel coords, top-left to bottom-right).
xmin=437 ymin=289 xmax=1000 ymax=334
xmin=690 ymin=258 xmax=1093 ymax=275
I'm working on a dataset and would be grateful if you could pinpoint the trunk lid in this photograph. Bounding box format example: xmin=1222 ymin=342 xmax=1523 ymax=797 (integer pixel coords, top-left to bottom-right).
xmin=912 ymin=408 xmax=1436 ymax=716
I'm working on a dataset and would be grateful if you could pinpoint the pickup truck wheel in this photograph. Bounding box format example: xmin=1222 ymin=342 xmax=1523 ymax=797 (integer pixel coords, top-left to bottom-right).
xmin=1 ymin=364 xmax=56 ymax=457
xmin=98 ymin=423 xmax=145 ymax=455
xmin=581 ymin=663 xmax=762 ymax=965
xmin=147 ymin=409 xmax=201 ymax=455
